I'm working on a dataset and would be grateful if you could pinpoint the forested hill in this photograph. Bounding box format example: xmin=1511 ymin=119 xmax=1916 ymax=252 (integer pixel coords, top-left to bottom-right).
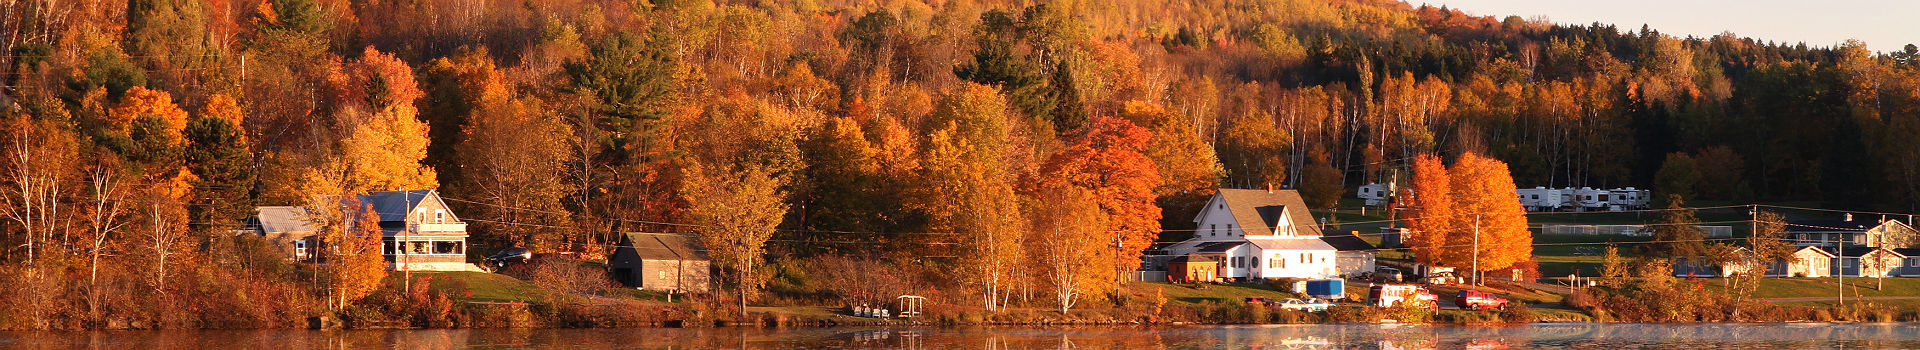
xmin=4 ymin=0 xmax=1918 ymax=252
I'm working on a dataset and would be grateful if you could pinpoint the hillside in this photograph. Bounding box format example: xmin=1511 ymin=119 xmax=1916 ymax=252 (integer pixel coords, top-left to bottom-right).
xmin=1 ymin=0 xmax=1918 ymax=329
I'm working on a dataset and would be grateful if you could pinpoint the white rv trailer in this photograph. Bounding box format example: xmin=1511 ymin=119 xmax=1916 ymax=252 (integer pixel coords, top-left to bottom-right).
xmin=1357 ymin=183 xmax=1392 ymax=206
xmin=1514 ymin=187 xmax=1566 ymax=212
xmin=1607 ymin=187 xmax=1650 ymax=210
xmin=1572 ymin=187 xmax=1610 ymax=211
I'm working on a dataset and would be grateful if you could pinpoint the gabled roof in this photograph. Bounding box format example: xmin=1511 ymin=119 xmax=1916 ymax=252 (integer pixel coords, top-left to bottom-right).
xmin=622 ymin=233 xmax=709 ymax=261
xmin=1894 ymin=248 xmax=1920 ymax=257
xmin=1792 ymin=246 xmax=1837 ymax=258
xmin=1835 ymin=246 xmax=1905 ymax=258
xmin=1248 ymin=237 xmax=1337 ymax=251
xmin=252 ymin=206 xmax=319 ymax=234
xmin=1211 ymin=189 xmax=1324 ymax=237
xmin=357 ymin=189 xmax=456 ymax=223
xmin=1320 ymin=231 xmax=1376 ymax=251
xmin=1786 ymin=220 xmax=1879 ymax=233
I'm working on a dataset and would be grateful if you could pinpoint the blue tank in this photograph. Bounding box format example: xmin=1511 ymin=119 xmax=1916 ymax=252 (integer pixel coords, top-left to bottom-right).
xmin=1305 ymin=279 xmax=1345 ymax=298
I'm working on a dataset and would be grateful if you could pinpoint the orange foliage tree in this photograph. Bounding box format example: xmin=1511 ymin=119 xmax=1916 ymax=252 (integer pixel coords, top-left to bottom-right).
xmin=1405 ymin=152 xmax=1532 ymax=278
xmin=1035 ymin=115 xmax=1162 ymax=281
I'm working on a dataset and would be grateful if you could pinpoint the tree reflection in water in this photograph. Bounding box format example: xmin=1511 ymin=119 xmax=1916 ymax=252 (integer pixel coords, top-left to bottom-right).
xmin=4 ymin=324 xmax=1920 ymax=348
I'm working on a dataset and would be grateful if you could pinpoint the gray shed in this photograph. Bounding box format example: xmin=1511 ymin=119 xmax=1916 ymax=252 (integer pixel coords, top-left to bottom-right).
xmin=608 ymin=233 xmax=711 ymax=293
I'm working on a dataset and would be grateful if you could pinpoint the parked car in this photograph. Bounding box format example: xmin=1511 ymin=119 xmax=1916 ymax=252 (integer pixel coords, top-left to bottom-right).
xmin=1422 ymin=267 xmax=1462 ymax=285
xmin=486 ymin=247 xmax=533 ymax=266
xmin=1453 ymin=290 xmax=1510 ymax=311
xmin=1368 ymin=284 xmax=1438 ymax=309
xmin=1245 ymin=296 xmax=1276 ymax=305
xmin=1276 ymin=298 xmax=1335 ymax=312
xmin=1367 ymin=267 xmax=1403 ymax=282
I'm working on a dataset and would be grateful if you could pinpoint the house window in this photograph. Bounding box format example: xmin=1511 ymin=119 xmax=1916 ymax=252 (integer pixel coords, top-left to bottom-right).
xmin=433 ymin=241 xmax=463 ymax=254
xmin=1300 ymin=253 xmax=1309 ymax=264
xmin=434 ymin=210 xmax=447 ymax=223
xmin=293 ymin=240 xmax=309 ymax=259
xmin=1210 ymin=224 xmax=1217 ymax=236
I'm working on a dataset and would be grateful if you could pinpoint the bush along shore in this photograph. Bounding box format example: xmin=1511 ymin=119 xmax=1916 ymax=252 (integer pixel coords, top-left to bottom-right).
xmin=21 ymin=257 xmax=1920 ymax=330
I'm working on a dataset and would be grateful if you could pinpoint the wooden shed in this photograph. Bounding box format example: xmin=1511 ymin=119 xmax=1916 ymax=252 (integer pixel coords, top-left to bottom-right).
xmin=1167 ymin=254 xmax=1219 ymax=283
xmin=609 ymin=233 xmax=711 ymax=293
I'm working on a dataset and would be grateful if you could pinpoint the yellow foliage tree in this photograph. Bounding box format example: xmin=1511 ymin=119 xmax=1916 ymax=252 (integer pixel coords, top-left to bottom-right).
xmin=916 ymin=84 xmax=1024 ymax=312
xmin=681 ymin=159 xmax=789 ymax=319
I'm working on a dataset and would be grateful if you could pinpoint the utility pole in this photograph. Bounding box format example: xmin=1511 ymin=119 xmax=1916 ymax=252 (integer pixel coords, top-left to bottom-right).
xmin=1837 ymin=233 xmax=1844 ymax=306
xmin=1473 ymin=214 xmax=1481 ymax=287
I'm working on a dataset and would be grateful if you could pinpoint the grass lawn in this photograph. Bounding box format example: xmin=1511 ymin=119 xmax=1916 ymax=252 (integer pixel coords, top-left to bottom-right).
xmin=1530 ymin=234 xmax=1647 ymax=277
xmin=1694 ymin=276 xmax=1920 ymax=300
xmin=1129 ymin=281 xmax=1308 ymax=307
xmin=400 ymin=271 xmax=548 ymax=303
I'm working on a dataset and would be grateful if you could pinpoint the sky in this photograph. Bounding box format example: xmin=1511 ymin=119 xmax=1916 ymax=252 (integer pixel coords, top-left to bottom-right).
xmin=1419 ymin=1 xmax=1920 ymax=53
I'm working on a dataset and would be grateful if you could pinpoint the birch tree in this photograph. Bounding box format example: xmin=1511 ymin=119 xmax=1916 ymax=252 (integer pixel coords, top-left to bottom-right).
xmin=1030 ymin=186 xmax=1106 ymax=313
xmin=83 ymin=162 xmax=128 ymax=320
xmin=1 ymin=117 xmax=75 ymax=266
xmin=916 ymin=84 xmax=1025 ymax=312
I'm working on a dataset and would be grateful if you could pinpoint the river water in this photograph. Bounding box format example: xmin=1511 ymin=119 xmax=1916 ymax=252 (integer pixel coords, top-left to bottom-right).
xmin=4 ymin=323 xmax=1919 ymax=349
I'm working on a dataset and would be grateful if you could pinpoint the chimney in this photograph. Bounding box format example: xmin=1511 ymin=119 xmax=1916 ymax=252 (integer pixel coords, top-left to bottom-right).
xmin=1845 ymin=213 xmax=1854 ymax=222
xmin=1266 ymin=183 xmax=1273 ymax=193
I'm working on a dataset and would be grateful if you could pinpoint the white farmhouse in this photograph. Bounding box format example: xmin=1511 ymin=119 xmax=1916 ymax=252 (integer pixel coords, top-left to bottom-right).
xmin=1163 ymin=189 xmax=1344 ymax=281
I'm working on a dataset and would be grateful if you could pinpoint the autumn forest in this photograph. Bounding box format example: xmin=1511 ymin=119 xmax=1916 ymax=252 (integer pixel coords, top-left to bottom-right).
xmin=1 ymin=0 xmax=1918 ymax=328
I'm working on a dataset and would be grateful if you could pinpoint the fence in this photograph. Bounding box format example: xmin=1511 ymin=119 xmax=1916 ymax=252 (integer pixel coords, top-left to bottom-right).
xmin=1125 ymin=270 xmax=1168 ymax=283
xmin=1540 ymin=224 xmax=1733 ymax=238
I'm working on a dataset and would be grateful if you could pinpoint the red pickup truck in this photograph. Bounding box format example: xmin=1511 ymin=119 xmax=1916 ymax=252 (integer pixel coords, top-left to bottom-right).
xmin=1453 ymin=290 xmax=1510 ymax=311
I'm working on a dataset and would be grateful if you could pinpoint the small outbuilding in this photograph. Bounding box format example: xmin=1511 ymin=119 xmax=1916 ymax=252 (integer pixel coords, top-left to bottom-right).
xmin=608 ymin=233 xmax=711 ymax=293
xmin=1167 ymin=254 xmax=1219 ymax=283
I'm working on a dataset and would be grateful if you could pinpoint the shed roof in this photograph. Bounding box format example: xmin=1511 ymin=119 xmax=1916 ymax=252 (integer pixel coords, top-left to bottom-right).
xmin=253 ymin=206 xmax=319 ymax=234
xmin=622 ymin=233 xmax=709 ymax=261
xmin=1194 ymin=241 xmax=1245 ymax=253
xmin=1170 ymin=254 xmax=1218 ymax=263
xmin=1320 ymin=231 xmax=1376 ymax=251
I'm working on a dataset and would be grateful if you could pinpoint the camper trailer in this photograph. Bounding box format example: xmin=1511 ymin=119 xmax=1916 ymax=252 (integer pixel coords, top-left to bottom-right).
xmin=1357 ymin=183 xmax=1392 ymax=206
xmin=1608 ymin=187 xmax=1650 ymax=210
xmin=1573 ymin=187 xmax=1609 ymax=211
xmin=1515 ymin=187 xmax=1565 ymax=212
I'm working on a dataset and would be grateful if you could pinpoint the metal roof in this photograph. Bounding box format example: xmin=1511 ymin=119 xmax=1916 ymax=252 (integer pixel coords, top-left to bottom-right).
xmin=1248 ymin=237 xmax=1337 ymax=251
xmin=622 ymin=233 xmax=709 ymax=261
xmin=252 ymin=206 xmax=318 ymax=234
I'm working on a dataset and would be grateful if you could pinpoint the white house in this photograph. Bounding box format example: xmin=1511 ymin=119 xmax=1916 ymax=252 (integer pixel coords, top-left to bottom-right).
xmin=244 ymin=189 xmax=480 ymax=272
xmin=362 ymin=190 xmax=478 ymax=272
xmin=1163 ymin=189 xmax=1342 ymax=280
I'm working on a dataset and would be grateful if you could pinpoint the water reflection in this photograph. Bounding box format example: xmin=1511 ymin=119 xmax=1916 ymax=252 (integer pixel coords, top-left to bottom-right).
xmin=1 ymin=323 xmax=1918 ymax=349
